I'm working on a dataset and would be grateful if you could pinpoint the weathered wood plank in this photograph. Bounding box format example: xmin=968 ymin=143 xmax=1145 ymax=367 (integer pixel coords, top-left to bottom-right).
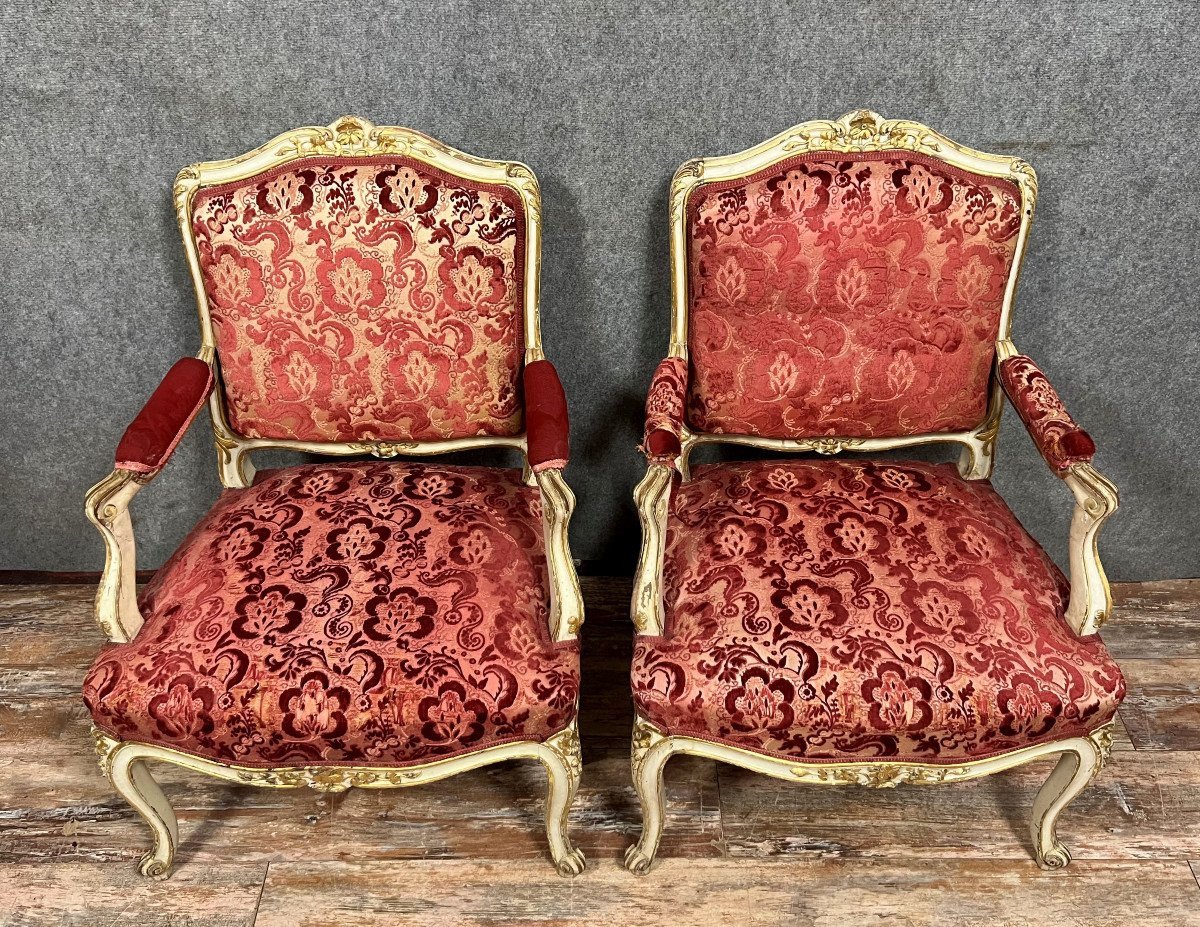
xmin=0 ymin=863 xmax=266 ymax=927
xmin=1104 ymin=580 xmax=1200 ymax=659
xmin=716 ymin=749 xmax=1200 ymax=861
xmin=1119 ymin=658 xmax=1200 ymax=750
xmin=0 ymin=585 xmax=100 ymax=670
xmin=252 ymin=858 xmax=1200 ymax=927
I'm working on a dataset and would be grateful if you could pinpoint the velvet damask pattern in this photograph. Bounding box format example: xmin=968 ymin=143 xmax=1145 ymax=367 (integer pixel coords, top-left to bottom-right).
xmin=686 ymin=152 xmax=1023 ymax=439
xmin=523 ymin=359 xmax=570 ymax=471
xmin=191 ymin=156 xmax=526 ymax=443
xmin=631 ymin=459 xmax=1124 ymax=762
xmin=643 ymin=356 xmax=688 ymax=461
xmin=1000 ymin=354 xmax=1096 ymax=473
xmin=84 ymin=461 xmax=579 ymax=767
xmin=115 ymin=357 xmax=214 ymax=474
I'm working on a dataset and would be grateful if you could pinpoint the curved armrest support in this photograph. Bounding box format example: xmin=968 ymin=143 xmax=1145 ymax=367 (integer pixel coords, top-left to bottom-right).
xmin=999 ymin=354 xmax=1096 ymax=474
xmin=533 ymin=468 xmax=584 ymax=642
xmin=1063 ymin=462 xmax=1120 ymax=636
xmin=642 ymin=357 xmax=688 ymax=466
xmin=631 ymin=463 xmax=675 ymax=636
xmin=524 ymin=359 xmax=570 ymax=472
xmin=86 ymin=357 xmax=214 ymax=643
xmin=84 ymin=469 xmax=147 ymax=643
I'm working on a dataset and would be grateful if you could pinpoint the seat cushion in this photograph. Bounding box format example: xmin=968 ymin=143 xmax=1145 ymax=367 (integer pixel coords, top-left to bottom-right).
xmin=84 ymin=462 xmax=578 ymax=767
xmin=631 ymin=459 xmax=1124 ymax=763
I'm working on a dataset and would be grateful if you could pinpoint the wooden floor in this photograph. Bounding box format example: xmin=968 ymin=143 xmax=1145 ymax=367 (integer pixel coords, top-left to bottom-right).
xmin=1 ymin=578 xmax=1198 ymax=926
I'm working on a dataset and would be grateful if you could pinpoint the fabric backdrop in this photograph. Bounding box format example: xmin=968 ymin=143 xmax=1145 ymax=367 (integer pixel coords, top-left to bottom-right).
xmin=1 ymin=0 xmax=1197 ymax=579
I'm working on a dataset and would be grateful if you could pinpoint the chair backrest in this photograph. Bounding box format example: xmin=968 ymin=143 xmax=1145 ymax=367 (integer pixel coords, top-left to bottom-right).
xmin=175 ymin=117 xmax=544 ymax=459
xmin=671 ymin=111 xmax=1036 ymax=449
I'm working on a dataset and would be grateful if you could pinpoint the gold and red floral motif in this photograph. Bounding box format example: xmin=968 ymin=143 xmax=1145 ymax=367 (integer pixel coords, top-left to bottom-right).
xmin=1000 ymin=354 xmax=1097 ymax=472
xmin=84 ymin=461 xmax=578 ymax=767
xmin=192 ymin=156 xmax=526 ymax=443
xmin=685 ymin=152 xmax=1023 ymax=438
xmin=643 ymin=356 xmax=688 ymax=461
xmin=631 ymin=459 xmax=1124 ymax=762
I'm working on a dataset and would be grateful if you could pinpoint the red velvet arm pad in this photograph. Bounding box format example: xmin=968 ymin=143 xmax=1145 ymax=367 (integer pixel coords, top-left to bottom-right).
xmin=999 ymin=354 xmax=1096 ymax=474
xmin=524 ymin=359 xmax=569 ymax=472
xmin=115 ymin=358 xmax=214 ymax=474
xmin=643 ymin=356 xmax=688 ymax=462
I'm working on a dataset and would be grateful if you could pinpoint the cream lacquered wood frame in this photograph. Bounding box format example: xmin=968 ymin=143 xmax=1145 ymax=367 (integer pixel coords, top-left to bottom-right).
xmin=83 ymin=117 xmax=586 ymax=878
xmin=626 ymin=111 xmax=1121 ymax=873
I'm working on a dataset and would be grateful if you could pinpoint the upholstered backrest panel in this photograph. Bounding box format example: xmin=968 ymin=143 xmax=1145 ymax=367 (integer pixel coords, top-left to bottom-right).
xmin=192 ymin=156 xmax=525 ymax=443
xmin=686 ymin=151 xmax=1022 ymax=439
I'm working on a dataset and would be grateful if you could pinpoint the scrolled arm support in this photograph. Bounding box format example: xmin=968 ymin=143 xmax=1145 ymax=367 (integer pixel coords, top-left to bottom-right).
xmin=534 ymin=468 xmax=584 ymax=642
xmin=631 ymin=355 xmax=687 ymax=635
xmin=84 ymin=469 xmax=148 ymax=643
xmin=85 ymin=356 xmax=214 ymax=643
xmin=631 ymin=464 xmax=674 ymax=636
xmin=1063 ymin=462 xmax=1119 ymax=636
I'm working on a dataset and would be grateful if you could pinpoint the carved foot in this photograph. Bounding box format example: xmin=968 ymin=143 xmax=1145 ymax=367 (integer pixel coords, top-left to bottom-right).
xmin=624 ymin=843 xmax=654 ymax=874
xmin=137 ymin=851 xmax=174 ymax=880
xmin=1036 ymin=842 xmax=1072 ymax=871
xmin=554 ymin=847 xmax=587 ymax=877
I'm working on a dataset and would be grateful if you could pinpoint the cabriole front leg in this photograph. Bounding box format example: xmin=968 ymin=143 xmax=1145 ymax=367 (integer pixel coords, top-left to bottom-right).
xmin=94 ymin=730 xmax=178 ymax=879
xmin=1030 ymin=725 xmax=1110 ymax=870
xmin=625 ymin=716 xmax=674 ymax=874
xmin=540 ymin=724 xmax=586 ymax=876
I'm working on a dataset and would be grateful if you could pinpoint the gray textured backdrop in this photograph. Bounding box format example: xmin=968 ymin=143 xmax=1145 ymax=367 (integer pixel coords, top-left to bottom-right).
xmin=2 ymin=1 xmax=1198 ymax=579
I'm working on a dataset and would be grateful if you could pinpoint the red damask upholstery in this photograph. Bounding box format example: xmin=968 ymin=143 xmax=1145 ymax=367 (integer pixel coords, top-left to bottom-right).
xmin=643 ymin=356 xmax=688 ymax=462
xmin=191 ymin=157 xmax=526 ymax=443
xmin=631 ymin=459 xmax=1124 ymax=762
xmin=115 ymin=358 xmax=214 ymax=474
xmin=686 ymin=153 xmax=1022 ymax=438
xmin=1000 ymin=354 xmax=1096 ymax=473
xmin=84 ymin=461 xmax=579 ymax=767
xmin=524 ymin=359 xmax=570 ymax=471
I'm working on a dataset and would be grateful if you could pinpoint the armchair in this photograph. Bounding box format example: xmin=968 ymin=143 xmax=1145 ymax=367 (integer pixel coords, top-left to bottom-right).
xmin=82 ymin=117 xmax=586 ymax=879
xmin=626 ymin=111 xmax=1123 ymax=873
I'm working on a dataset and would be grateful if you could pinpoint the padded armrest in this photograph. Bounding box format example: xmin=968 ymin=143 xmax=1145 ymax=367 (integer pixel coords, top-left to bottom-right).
xmin=999 ymin=354 xmax=1096 ymax=474
xmin=115 ymin=358 xmax=214 ymax=474
xmin=643 ymin=356 xmax=688 ymax=462
xmin=524 ymin=359 xmax=570 ymax=471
